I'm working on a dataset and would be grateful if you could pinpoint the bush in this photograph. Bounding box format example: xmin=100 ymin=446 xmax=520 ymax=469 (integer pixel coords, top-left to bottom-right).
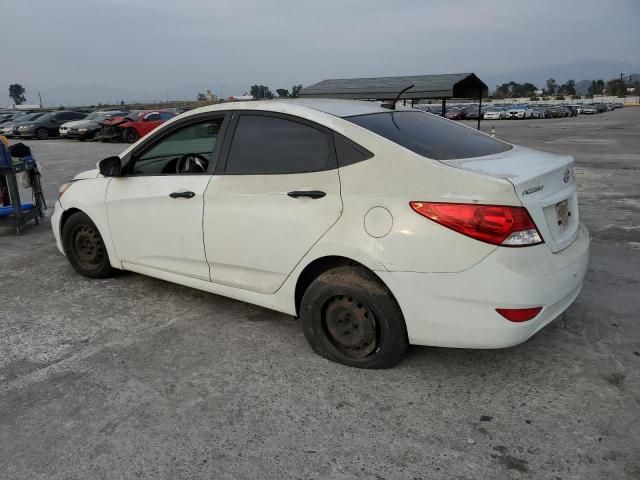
xmin=555 ymin=95 xmax=565 ymax=100
xmin=541 ymin=96 xmax=549 ymax=101
xmin=571 ymin=95 xmax=581 ymax=100
xmin=529 ymin=96 xmax=540 ymax=101
xmin=584 ymin=94 xmax=594 ymax=99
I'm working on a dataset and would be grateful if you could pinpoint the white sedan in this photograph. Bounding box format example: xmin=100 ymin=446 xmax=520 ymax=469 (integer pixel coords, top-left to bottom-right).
xmin=508 ymin=106 xmax=534 ymax=119
xmin=483 ymin=108 xmax=507 ymax=120
xmin=52 ymin=99 xmax=589 ymax=368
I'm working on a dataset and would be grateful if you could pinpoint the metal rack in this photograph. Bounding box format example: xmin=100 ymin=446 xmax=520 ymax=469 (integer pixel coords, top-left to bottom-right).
xmin=0 ymin=156 xmax=46 ymax=234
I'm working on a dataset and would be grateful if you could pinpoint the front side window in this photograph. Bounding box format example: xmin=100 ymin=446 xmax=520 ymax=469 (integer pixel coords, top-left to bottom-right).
xmin=224 ymin=114 xmax=330 ymax=174
xmin=130 ymin=118 xmax=224 ymax=175
xmin=346 ymin=111 xmax=512 ymax=160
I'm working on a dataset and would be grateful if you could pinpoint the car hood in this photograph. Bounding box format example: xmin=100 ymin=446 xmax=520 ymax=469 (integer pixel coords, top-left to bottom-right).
xmin=61 ymin=119 xmax=89 ymax=128
xmin=73 ymin=169 xmax=100 ymax=180
xmin=67 ymin=120 xmax=100 ymax=129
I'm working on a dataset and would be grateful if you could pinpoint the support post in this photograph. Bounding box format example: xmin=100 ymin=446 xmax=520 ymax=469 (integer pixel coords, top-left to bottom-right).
xmin=477 ymin=92 xmax=482 ymax=130
xmin=441 ymin=98 xmax=446 ymax=117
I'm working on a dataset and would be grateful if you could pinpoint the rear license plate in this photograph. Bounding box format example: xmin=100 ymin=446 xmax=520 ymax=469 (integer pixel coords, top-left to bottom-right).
xmin=555 ymin=199 xmax=570 ymax=227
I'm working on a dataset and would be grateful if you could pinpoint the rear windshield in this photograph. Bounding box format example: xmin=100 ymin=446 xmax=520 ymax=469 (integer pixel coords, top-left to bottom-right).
xmin=346 ymin=111 xmax=512 ymax=160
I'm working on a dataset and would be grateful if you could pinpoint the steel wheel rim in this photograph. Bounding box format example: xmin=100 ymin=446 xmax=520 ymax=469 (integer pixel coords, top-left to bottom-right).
xmin=72 ymin=225 xmax=104 ymax=269
xmin=37 ymin=128 xmax=48 ymax=139
xmin=323 ymin=295 xmax=378 ymax=359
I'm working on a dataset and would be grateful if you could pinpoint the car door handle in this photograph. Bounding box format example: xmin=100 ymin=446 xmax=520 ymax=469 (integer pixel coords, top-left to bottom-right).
xmin=169 ymin=191 xmax=195 ymax=199
xmin=287 ymin=190 xmax=326 ymax=199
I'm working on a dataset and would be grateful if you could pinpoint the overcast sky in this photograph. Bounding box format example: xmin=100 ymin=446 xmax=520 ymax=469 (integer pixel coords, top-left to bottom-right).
xmin=3 ymin=0 xmax=639 ymax=98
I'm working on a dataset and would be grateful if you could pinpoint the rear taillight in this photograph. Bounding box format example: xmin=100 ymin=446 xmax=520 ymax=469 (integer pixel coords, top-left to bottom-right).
xmin=409 ymin=202 xmax=543 ymax=247
xmin=496 ymin=307 xmax=542 ymax=322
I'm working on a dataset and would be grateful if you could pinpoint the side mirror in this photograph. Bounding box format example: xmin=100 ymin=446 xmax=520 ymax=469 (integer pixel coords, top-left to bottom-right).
xmin=98 ymin=156 xmax=123 ymax=177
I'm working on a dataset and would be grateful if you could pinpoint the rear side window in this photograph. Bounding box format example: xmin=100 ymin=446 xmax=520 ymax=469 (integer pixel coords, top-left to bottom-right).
xmin=346 ymin=111 xmax=512 ymax=160
xmin=225 ymin=114 xmax=330 ymax=174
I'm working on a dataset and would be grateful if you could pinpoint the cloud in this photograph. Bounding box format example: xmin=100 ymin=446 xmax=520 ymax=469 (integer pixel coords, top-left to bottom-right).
xmin=2 ymin=0 xmax=639 ymax=103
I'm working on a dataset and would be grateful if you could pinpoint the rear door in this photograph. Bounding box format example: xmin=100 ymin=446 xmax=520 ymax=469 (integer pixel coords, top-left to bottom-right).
xmin=203 ymin=111 xmax=343 ymax=294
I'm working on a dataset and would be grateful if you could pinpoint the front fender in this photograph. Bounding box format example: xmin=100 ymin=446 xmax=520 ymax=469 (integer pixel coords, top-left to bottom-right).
xmin=58 ymin=178 xmax=122 ymax=269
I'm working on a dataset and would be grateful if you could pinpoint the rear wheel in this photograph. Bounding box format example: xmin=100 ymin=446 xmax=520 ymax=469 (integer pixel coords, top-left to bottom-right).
xmin=36 ymin=128 xmax=49 ymax=140
xmin=300 ymin=265 xmax=408 ymax=369
xmin=123 ymin=127 xmax=138 ymax=143
xmin=62 ymin=212 xmax=115 ymax=278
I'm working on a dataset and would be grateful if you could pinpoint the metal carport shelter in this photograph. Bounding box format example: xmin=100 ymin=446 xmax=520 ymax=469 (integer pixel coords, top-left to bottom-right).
xmin=300 ymin=73 xmax=489 ymax=129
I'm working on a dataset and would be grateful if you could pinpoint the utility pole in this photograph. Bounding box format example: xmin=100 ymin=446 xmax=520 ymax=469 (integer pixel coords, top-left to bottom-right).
xmin=38 ymin=92 xmax=43 ymax=109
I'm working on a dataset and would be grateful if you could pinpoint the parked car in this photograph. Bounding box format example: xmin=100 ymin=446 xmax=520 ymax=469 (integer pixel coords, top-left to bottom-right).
xmin=17 ymin=111 xmax=87 ymax=139
xmin=581 ymin=106 xmax=598 ymax=114
xmin=530 ymin=108 xmax=546 ymax=119
xmin=445 ymin=108 xmax=466 ymax=120
xmin=53 ymin=99 xmax=589 ymax=368
xmin=0 ymin=112 xmax=48 ymax=137
xmin=613 ymin=102 xmax=624 ymax=109
xmin=96 ymin=110 xmax=174 ymax=143
xmin=482 ymin=108 xmax=507 ymax=120
xmin=508 ymin=106 xmax=533 ymax=119
xmin=61 ymin=111 xmax=128 ymax=140
xmin=464 ymin=107 xmax=481 ymax=120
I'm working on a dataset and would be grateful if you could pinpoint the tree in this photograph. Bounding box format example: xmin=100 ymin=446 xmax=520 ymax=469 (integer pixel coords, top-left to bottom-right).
xmin=9 ymin=84 xmax=26 ymax=105
xmin=196 ymin=92 xmax=207 ymax=101
xmin=545 ymin=78 xmax=557 ymax=96
xmin=276 ymin=88 xmax=290 ymax=98
xmin=494 ymin=83 xmax=510 ymax=99
xmin=558 ymin=79 xmax=576 ymax=96
xmin=290 ymin=84 xmax=303 ymax=98
xmin=605 ymin=79 xmax=626 ymax=97
xmin=250 ymin=84 xmax=273 ymax=99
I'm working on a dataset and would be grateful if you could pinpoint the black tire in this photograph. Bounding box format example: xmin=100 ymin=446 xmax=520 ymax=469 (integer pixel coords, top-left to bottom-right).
xmin=36 ymin=128 xmax=49 ymax=140
xmin=62 ymin=212 xmax=115 ymax=278
xmin=300 ymin=265 xmax=408 ymax=369
xmin=123 ymin=127 xmax=138 ymax=143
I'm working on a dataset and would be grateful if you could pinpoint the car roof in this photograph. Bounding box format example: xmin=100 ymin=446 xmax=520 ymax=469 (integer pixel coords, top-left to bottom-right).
xmin=188 ymin=98 xmax=397 ymax=119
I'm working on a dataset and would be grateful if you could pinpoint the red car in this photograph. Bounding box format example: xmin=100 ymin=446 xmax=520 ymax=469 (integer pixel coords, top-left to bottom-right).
xmin=97 ymin=110 xmax=175 ymax=143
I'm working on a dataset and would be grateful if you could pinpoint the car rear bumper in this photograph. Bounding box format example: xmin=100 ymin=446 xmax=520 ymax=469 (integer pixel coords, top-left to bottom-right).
xmin=380 ymin=222 xmax=590 ymax=349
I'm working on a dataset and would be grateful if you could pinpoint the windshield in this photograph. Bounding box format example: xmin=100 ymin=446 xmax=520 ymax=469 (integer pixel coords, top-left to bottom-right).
xmin=17 ymin=113 xmax=44 ymax=122
xmin=125 ymin=111 xmax=145 ymax=121
xmin=346 ymin=111 xmax=512 ymax=160
xmin=37 ymin=112 xmax=55 ymax=121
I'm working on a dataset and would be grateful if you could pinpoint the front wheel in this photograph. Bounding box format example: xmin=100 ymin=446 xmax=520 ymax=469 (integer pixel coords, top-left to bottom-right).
xmin=300 ymin=265 xmax=408 ymax=369
xmin=122 ymin=127 xmax=138 ymax=143
xmin=62 ymin=212 xmax=115 ymax=278
xmin=36 ymin=128 xmax=49 ymax=140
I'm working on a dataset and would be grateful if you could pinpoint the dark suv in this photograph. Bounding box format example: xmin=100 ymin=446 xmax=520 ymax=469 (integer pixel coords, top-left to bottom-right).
xmin=17 ymin=111 xmax=87 ymax=139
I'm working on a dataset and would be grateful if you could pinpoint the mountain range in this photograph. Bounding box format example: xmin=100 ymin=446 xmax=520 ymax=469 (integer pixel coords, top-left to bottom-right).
xmin=479 ymin=59 xmax=639 ymax=93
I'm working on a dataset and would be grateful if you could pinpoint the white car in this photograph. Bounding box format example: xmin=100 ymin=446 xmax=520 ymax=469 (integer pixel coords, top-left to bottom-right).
xmin=508 ymin=106 xmax=534 ymax=119
xmin=59 ymin=111 xmax=123 ymax=138
xmin=483 ymin=108 xmax=506 ymax=120
xmin=52 ymin=99 xmax=589 ymax=368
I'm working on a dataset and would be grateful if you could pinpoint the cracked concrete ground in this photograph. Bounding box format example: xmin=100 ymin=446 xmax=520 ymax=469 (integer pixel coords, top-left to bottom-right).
xmin=0 ymin=108 xmax=639 ymax=479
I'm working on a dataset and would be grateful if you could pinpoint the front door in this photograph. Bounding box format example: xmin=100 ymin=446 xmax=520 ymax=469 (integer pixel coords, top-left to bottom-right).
xmin=106 ymin=115 xmax=227 ymax=281
xmin=204 ymin=112 xmax=343 ymax=294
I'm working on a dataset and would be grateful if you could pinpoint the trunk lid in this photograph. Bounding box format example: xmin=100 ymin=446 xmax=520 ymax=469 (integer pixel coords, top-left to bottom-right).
xmin=442 ymin=145 xmax=579 ymax=253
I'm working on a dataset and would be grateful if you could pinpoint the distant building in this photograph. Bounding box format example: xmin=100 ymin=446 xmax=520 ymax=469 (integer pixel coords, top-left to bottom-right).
xmin=205 ymin=90 xmax=218 ymax=102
